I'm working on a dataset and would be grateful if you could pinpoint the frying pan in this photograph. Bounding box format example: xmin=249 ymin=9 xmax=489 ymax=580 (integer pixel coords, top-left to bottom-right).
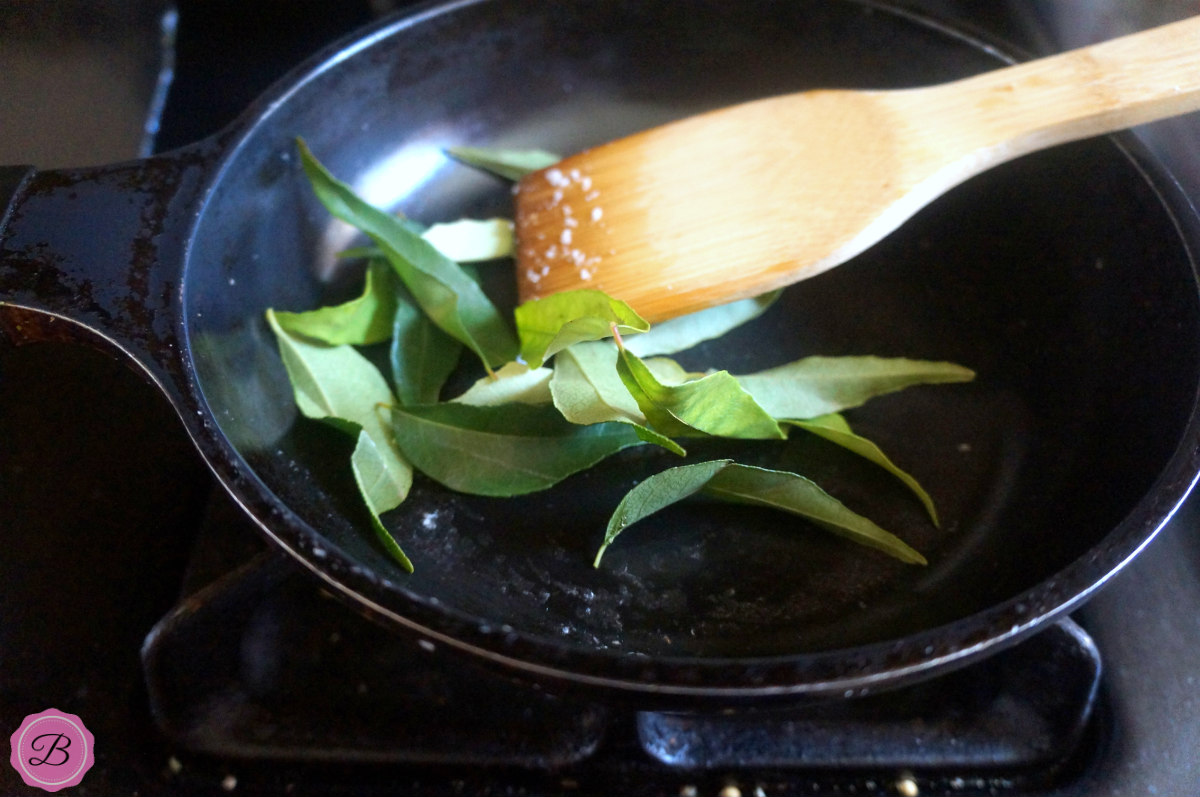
xmin=3 ymin=0 xmax=1200 ymax=703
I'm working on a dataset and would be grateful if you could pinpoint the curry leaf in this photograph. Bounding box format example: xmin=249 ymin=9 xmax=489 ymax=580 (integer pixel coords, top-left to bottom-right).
xmin=266 ymin=308 xmax=400 ymax=439
xmin=704 ymin=463 xmax=927 ymax=564
xmin=390 ymin=290 xmax=462 ymax=405
xmin=735 ymin=356 xmax=975 ymax=420
xmin=594 ymin=459 xmax=731 ymax=566
xmin=391 ymin=402 xmax=645 ymax=496
xmin=595 ymin=460 xmax=926 ymax=567
xmin=272 ymin=260 xmax=399 ymax=346
xmin=616 ymin=347 xmax=785 ymax=440
xmin=445 ymin=146 xmax=562 ymax=180
xmin=266 ymin=309 xmax=414 ymax=568
xmin=625 ymin=291 xmax=780 ymax=357
xmin=297 ymin=138 xmax=517 ymax=369
xmin=344 ymin=219 xmax=514 ymax=263
xmin=515 ymin=289 xmax=649 ymax=367
xmin=551 ymin=342 xmax=686 ymax=456
xmin=451 ymin=362 xmax=554 ymax=406
xmin=552 ymin=343 xmax=642 ymax=424
xmin=788 ymin=413 xmax=940 ymax=525
xmin=351 ymin=431 xmax=415 ymax=572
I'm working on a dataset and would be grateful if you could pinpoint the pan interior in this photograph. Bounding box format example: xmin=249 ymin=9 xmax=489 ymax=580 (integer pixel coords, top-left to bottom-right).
xmin=183 ymin=0 xmax=1200 ymax=663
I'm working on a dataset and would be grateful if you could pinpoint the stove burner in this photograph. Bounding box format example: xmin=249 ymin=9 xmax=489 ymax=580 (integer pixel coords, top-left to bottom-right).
xmin=141 ymin=491 xmax=1102 ymax=795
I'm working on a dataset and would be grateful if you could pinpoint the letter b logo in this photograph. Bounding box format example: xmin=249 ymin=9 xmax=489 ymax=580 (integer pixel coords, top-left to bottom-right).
xmin=9 ymin=709 xmax=94 ymax=792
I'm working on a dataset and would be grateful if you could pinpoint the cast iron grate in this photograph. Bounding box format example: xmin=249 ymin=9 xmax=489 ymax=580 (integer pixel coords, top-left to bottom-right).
xmin=141 ymin=489 xmax=1103 ymax=796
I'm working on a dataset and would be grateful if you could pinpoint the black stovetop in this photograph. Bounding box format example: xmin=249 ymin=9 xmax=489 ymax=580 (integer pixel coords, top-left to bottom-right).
xmin=2 ymin=2 xmax=1199 ymax=795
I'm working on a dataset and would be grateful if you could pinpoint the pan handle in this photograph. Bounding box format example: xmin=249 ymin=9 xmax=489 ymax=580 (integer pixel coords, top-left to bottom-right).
xmin=0 ymin=140 xmax=223 ymax=406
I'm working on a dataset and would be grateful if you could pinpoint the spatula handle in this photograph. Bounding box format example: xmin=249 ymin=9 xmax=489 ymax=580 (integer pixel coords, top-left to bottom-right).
xmin=935 ymin=15 xmax=1200 ymax=160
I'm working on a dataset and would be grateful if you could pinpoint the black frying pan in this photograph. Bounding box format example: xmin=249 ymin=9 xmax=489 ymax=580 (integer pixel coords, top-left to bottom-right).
xmin=3 ymin=0 xmax=1200 ymax=702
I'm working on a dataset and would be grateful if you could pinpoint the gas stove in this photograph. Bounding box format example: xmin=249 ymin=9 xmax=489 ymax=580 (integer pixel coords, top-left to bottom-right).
xmin=2 ymin=2 xmax=1199 ymax=795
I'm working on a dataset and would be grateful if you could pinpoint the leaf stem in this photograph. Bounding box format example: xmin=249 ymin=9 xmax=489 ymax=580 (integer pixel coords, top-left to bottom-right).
xmin=610 ymin=322 xmax=626 ymax=351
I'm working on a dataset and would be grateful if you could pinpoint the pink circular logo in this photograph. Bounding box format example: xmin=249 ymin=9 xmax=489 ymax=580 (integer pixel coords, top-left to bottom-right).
xmin=9 ymin=709 xmax=94 ymax=792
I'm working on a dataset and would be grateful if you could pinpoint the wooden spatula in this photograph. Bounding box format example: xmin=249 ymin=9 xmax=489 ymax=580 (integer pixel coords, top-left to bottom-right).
xmin=513 ymin=16 xmax=1200 ymax=322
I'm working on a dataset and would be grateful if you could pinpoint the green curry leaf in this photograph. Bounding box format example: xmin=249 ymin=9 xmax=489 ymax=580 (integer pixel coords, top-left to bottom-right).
xmin=390 ymin=288 xmax=462 ymax=406
xmin=391 ymin=402 xmax=645 ymax=496
xmin=550 ymin=342 xmax=686 ymax=456
xmin=515 ymin=289 xmax=649 ymax=367
xmin=272 ymin=259 xmax=399 ymax=346
xmin=704 ymin=463 xmax=927 ymax=564
xmin=594 ymin=459 xmax=731 ymax=566
xmin=736 ymin=356 xmax=975 ymax=419
xmin=615 ymin=346 xmax=784 ymax=440
xmin=445 ymin=146 xmax=562 ymax=180
xmin=595 ymin=460 xmax=926 ymax=567
xmin=625 ymin=291 xmax=780 ymax=357
xmin=351 ymin=431 xmax=415 ymax=572
xmin=297 ymin=138 xmax=517 ymax=369
xmin=450 ymin=362 xmax=554 ymax=407
xmin=788 ymin=413 xmax=940 ymax=526
xmin=350 ymin=219 xmax=516 ymax=264
xmin=266 ymin=309 xmax=414 ymax=570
